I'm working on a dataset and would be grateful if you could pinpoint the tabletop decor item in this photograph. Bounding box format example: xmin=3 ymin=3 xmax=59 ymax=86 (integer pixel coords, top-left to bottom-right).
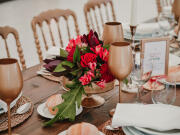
xmin=0 ymin=58 xmax=23 ymax=135
xmin=141 ymin=37 xmax=170 ymax=76
xmin=108 ymin=42 xmax=133 ymax=116
xmin=130 ymin=0 xmax=138 ymax=51
xmin=102 ymin=22 xmax=124 ymax=45
xmin=0 ymin=96 xmax=33 ymax=132
xmin=43 ymin=30 xmax=115 ymax=126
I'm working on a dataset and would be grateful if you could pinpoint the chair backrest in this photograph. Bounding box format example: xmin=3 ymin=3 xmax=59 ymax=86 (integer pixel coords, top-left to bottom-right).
xmin=0 ymin=26 xmax=26 ymax=70
xmin=31 ymin=9 xmax=80 ymax=62
xmin=84 ymin=0 xmax=116 ymax=36
xmin=156 ymin=0 xmax=174 ymax=15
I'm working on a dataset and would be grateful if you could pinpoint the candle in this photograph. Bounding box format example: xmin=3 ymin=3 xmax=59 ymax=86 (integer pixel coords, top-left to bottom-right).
xmin=130 ymin=0 xmax=138 ymax=26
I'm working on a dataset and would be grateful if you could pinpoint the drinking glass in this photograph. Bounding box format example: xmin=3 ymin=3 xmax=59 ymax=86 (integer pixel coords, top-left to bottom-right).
xmin=0 ymin=58 xmax=23 ymax=135
xmin=108 ymin=41 xmax=133 ymax=115
xmin=131 ymin=53 xmax=153 ymax=103
xmin=152 ymin=80 xmax=176 ymax=105
xmin=102 ymin=22 xmax=124 ymax=45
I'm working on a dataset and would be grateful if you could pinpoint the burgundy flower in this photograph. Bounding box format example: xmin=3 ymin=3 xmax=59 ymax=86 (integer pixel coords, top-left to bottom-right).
xmin=81 ymin=30 xmax=102 ymax=48
xmin=80 ymin=53 xmax=97 ymax=68
xmin=100 ymin=63 xmax=114 ymax=83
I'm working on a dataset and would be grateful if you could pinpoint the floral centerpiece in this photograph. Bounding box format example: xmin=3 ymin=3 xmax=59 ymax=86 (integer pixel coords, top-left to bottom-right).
xmin=43 ymin=30 xmax=115 ymax=126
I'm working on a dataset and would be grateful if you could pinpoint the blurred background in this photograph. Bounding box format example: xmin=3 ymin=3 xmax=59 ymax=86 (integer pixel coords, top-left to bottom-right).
xmin=0 ymin=0 xmax=157 ymax=68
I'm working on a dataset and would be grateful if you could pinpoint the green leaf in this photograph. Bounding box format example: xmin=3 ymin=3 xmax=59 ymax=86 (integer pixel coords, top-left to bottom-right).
xmin=61 ymin=61 xmax=74 ymax=68
xmin=73 ymin=46 xmax=81 ymax=63
xmin=70 ymin=69 xmax=80 ymax=76
xmin=44 ymin=85 xmax=84 ymax=126
xmin=54 ymin=63 xmax=66 ymax=72
xmin=60 ymin=48 xmax=68 ymax=58
xmin=123 ymin=78 xmax=128 ymax=85
xmin=103 ymin=44 xmax=110 ymax=50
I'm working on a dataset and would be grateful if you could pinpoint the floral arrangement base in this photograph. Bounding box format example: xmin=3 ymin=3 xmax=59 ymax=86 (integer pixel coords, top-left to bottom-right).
xmin=81 ymin=95 xmax=105 ymax=108
xmin=61 ymin=76 xmax=115 ymax=108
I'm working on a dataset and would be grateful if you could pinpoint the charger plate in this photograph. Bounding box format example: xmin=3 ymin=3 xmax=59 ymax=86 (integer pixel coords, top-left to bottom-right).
xmin=0 ymin=96 xmax=33 ymax=132
xmin=98 ymin=119 xmax=125 ymax=135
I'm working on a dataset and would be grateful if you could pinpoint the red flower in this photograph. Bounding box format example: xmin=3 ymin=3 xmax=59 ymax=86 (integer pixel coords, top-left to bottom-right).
xmin=79 ymin=74 xmax=92 ymax=85
xmin=88 ymin=62 xmax=96 ymax=71
xmin=66 ymin=39 xmax=76 ymax=53
xmin=100 ymin=63 xmax=114 ymax=83
xmin=100 ymin=49 xmax=109 ymax=62
xmin=96 ymin=80 xmax=105 ymax=88
xmin=80 ymin=53 xmax=97 ymax=67
xmin=67 ymin=46 xmax=76 ymax=62
xmin=87 ymin=70 xmax=95 ymax=78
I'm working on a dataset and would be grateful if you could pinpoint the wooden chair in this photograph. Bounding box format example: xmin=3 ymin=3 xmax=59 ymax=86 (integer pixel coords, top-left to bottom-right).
xmin=0 ymin=26 xmax=26 ymax=70
xmin=31 ymin=9 xmax=80 ymax=62
xmin=84 ymin=0 xmax=116 ymax=36
xmin=156 ymin=0 xmax=174 ymax=16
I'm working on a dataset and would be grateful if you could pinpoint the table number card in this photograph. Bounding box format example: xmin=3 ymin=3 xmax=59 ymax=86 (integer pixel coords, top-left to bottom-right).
xmin=141 ymin=37 xmax=169 ymax=76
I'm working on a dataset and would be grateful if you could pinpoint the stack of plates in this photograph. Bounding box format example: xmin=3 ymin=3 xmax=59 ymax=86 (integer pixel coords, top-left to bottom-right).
xmin=124 ymin=31 xmax=162 ymax=41
xmin=122 ymin=126 xmax=180 ymax=135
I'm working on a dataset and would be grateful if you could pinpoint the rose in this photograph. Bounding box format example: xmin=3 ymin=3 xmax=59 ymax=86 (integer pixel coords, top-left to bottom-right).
xmin=67 ymin=46 xmax=76 ymax=62
xmin=80 ymin=53 xmax=97 ymax=67
xmin=100 ymin=63 xmax=114 ymax=83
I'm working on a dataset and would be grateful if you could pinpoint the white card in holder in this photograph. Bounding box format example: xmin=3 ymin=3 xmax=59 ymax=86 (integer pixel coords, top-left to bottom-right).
xmin=141 ymin=37 xmax=169 ymax=76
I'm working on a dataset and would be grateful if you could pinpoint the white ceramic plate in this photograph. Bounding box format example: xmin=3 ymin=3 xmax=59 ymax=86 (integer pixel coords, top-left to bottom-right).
xmin=37 ymin=102 xmax=83 ymax=119
xmin=122 ymin=127 xmax=135 ymax=135
xmin=127 ymin=127 xmax=148 ymax=135
xmin=159 ymin=78 xmax=180 ymax=85
xmin=135 ymin=127 xmax=180 ymax=135
xmin=124 ymin=32 xmax=162 ymax=41
xmin=58 ymin=130 xmax=104 ymax=135
xmin=0 ymin=92 xmax=22 ymax=115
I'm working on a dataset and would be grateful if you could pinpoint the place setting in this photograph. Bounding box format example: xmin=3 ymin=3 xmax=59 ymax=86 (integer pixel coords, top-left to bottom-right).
xmin=0 ymin=58 xmax=33 ymax=134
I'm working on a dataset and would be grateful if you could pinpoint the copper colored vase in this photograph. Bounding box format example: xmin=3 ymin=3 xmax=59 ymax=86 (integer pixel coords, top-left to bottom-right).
xmin=102 ymin=22 xmax=124 ymax=45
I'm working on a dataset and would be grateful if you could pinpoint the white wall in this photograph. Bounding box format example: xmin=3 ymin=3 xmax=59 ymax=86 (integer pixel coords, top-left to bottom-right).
xmin=0 ymin=0 xmax=158 ymax=68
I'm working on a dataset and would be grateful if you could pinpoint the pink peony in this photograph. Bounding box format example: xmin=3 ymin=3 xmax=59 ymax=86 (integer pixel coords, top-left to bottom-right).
xmin=88 ymin=62 xmax=96 ymax=71
xmin=96 ymin=80 xmax=105 ymax=88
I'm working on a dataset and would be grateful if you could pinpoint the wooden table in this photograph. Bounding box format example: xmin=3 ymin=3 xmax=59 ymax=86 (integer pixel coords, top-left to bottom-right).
xmin=0 ymin=64 xmax=179 ymax=135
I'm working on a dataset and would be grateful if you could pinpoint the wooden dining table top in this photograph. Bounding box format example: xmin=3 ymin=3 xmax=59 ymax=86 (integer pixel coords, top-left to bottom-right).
xmin=0 ymin=63 xmax=179 ymax=135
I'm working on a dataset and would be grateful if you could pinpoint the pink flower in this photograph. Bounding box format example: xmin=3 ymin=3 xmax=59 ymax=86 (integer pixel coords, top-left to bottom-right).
xmin=75 ymin=36 xmax=82 ymax=45
xmin=95 ymin=45 xmax=103 ymax=54
xmin=100 ymin=49 xmax=109 ymax=62
xmin=88 ymin=62 xmax=96 ymax=71
xmin=79 ymin=74 xmax=92 ymax=85
xmin=96 ymin=80 xmax=105 ymax=88
xmin=87 ymin=70 xmax=95 ymax=78
xmin=66 ymin=39 xmax=76 ymax=53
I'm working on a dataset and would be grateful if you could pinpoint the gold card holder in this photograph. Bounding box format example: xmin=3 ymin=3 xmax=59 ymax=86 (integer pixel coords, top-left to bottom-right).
xmin=140 ymin=37 xmax=170 ymax=77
